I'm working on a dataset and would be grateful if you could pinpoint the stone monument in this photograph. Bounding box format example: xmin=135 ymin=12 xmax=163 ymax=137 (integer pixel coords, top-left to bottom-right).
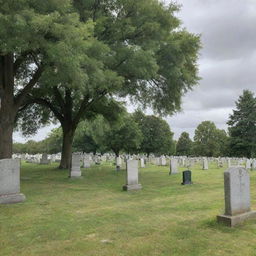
xmin=217 ymin=167 xmax=256 ymax=227
xmin=181 ymin=170 xmax=192 ymax=185
xmin=69 ymin=154 xmax=81 ymax=178
xmin=0 ymin=159 xmax=26 ymax=204
xmin=40 ymin=153 xmax=50 ymax=165
xmin=169 ymin=158 xmax=178 ymax=175
xmin=123 ymin=160 xmax=142 ymax=191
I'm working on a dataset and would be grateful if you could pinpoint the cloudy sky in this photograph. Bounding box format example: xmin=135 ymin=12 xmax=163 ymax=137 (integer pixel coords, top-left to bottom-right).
xmin=166 ymin=0 xmax=256 ymax=139
xmin=13 ymin=0 xmax=256 ymax=142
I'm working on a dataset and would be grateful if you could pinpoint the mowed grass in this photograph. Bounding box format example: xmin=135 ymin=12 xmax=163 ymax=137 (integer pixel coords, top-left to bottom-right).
xmin=1 ymin=162 xmax=256 ymax=256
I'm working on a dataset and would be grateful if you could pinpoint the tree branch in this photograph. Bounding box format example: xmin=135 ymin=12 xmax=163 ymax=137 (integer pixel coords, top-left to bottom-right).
xmin=14 ymin=65 xmax=44 ymax=109
xmin=13 ymin=51 xmax=31 ymax=75
xmin=73 ymin=90 xmax=107 ymax=126
xmin=28 ymin=97 xmax=65 ymax=124
xmin=53 ymin=86 xmax=66 ymax=113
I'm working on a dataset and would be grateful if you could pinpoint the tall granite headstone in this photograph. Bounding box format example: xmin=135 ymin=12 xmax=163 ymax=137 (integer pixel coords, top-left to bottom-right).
xmin=69 ymin=154 xmax=81 ymax=178
xmin=40 ymin=153 xmax=50 ymax=165
xmin=181 ymin=170 xmax=192 ymax=185
xmin=0 ymin=159 xmax=26 ymax=204
xmin=140 ymin=158 xmax=145 ymax=168
xmin=169 ymin=158 xmax=178 ymax=175
xmin=202 ymin=157 xmax=208 ymax=170
xmin=217 ymin=167 xmax=256 ymax=227
xmin=123 ymin=160 xmax=142 ymax=191
xmin=116 ymin=156 xmax=122 ymax=171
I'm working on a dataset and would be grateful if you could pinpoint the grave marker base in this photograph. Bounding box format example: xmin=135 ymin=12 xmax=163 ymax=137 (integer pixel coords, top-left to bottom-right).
xmin=123 ymin=184 xmax=142 ymax=191
xmin=0 ymin=193 xmax=26 ymax=204
xmin=217 ymin=211 xmax=256 ymax=227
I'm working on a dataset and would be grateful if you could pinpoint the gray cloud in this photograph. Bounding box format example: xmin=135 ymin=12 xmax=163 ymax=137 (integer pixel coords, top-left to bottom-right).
xmin=165 ymin=0 xmax=256 ymax=139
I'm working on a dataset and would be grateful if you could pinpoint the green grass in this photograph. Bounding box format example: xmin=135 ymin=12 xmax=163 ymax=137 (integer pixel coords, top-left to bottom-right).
xmin=1 ymin=162 xmax=256 ymax=256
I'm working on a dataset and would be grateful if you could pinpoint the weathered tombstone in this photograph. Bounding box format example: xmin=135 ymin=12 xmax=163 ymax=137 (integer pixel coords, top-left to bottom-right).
xmin=140 ymin=158 xmax=145 ymax=168
xmin=169 ymin=158 xmax=178 ymax=175
xmin=217 ymin=158 xmax=223 ymax=168
xmin=40 ymin=153 xmax=50 ymax=165
xmin=227 ymin=158 xmax=231 ymax=168
xmin=217 ymin=167 xmax=256 ymax=227
xmin=181 ymin=170 xmax=192 ymax=185
xmin=123 ymin=160 xmax=142 ymax=191
xmin=69 ymin=154 xmax=81 ymax=178
xmin=160 ymin=156 xmax=166 ymax=166
xmin=83 ymin=156 xmax=91 ymax=168
xmin=252 ymin=159 xmax=256 ymax=171
xmin=116 ymin=156 xmax=122 ymax=171
xmin=202 ymin=157 xmax=208 ymax=170
xmin=0 ymin=159 xmax=26 ymax=204
xmin=246 ymin=159 xmax=251 ymax=170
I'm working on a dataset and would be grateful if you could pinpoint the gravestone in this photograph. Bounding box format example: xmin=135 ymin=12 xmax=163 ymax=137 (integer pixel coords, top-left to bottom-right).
xmin=83 ymin=156 xmax=91 ymax=168
xmin=181 ymin=170 xmax=192 ymax=185
xmin=246 ymin=159 xmax=251 ymax=170
xmin=227 ymin=158 xmax=231 ymax=168
xmin=123 ymin=160 xmax=142 ymax=191
xmin=116 ymin=156 xmax=122 ymax=171
xmin=140 ymin=158 xmax=145 ymax=168
xmin=40 ymin=153 xmax=50 ymax=165
xmin=69 ymin=154 xmax=81 ymax=178
xmin=217 ymin=167 xmax=256 ymax=227
xmin=217 ymin=158 xmax=223 ymax=168
xmin=0 ymin=159 xmax=26 ymax=204
xmin=202 ymin=157 xmax=208 ymax=170
xmin=252 ymin=159 xmax=256 ymax=171
xmin=169 ymin=158 xmax=178 ymax=175
xmin=160 ymin=156 xmax=166 ymax=166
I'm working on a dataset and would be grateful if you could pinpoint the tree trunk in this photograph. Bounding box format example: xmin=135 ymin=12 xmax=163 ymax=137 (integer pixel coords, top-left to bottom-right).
xmin=59 ymin=127 xmax=75 ymax=169
xmin=0 ymin=54 xmax=15 ymax=159
xmin=0 ymin=114 xmax=14 ymax=159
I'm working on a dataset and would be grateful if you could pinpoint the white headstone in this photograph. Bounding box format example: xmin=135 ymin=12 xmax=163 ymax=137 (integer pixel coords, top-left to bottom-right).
xmin=203 ymin=157 xmax=208 ymax=170
xmin=123 ymin=160 xmax=142 ymax=191
xmin=169 ymin=158 xmax=178 ymax=175
xmin=0 ymin=159 xmax=26 ymax=204
xmin=70 ymin=154 xmax=81 ymax=178
xmin=246 ymin=159 xmax=251 ymax=170
xmin=140 ymin=158 xmax=145 ymax=168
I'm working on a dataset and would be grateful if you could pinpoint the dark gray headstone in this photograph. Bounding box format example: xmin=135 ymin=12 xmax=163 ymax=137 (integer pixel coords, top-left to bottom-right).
xmin=181 ymin=170 xmax=192 ymax=185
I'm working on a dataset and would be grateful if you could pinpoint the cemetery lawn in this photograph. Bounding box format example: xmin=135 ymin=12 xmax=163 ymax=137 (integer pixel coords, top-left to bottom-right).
xmin=2 ymin=163 xmax=256 ymax=256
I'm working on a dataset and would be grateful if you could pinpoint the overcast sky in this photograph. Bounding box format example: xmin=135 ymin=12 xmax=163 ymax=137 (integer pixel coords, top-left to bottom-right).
xmin=13 ymin=0 xmax=256 ymax=142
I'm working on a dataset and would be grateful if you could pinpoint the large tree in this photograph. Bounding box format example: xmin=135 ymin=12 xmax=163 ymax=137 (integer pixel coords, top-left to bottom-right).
xmin=227 ymin=90 xmax=256 ymax=158
xmin=0 ymin=0 xmax=92 ymax=159
xmin=193 ymin=121 xmax=228 ymax=157
xmin=19 ymin=0 xmax=200 ymax=168
xmin=133 ymin=111 xmax=175 ymax=156
xmin=176 ymin=132 xmax=192 ymax=156
xmin=103 ymin=115 xmax=143 ymax=157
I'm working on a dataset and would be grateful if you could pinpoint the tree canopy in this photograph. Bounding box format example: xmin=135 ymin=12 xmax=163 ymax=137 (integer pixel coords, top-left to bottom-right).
xmin=176 ymin=132 xmax=192 ymax=156
xmin=193 ymin=121 xmax=228 ymax=157
xmin=133 ymin=110 xmax=175 ymax=156
xmin=227 ymin=90 xmax=256 ymax=158
xmin=14 ymin=0 xmax=201 ymax=168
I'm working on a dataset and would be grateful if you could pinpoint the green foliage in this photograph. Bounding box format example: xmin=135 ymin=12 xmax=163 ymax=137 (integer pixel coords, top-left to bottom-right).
xmin=133 ymin=110 xmax=175 ymax=156
xmin=227 ymin=90 xmax=256 ymax=158
xmin=193 ymin=121 xmax=229 ymax=157
xmin=13 ymin=128 xmax=63 ymax=154
xmin=103 ymin=114 xmax=143 ymax=156
xmin=73 ymin=116 xmax=109 ymax=154
xmin=176 ymin=132 xmax=192 ymax=156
